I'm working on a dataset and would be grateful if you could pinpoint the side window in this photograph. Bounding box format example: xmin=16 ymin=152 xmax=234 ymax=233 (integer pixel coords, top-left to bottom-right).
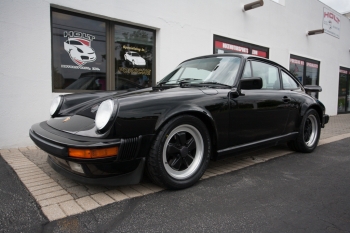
xmin=281 ymin=71 xmax=299 ymax=89
xmin=251 ymin=61 xmax=280 ymax=90
xmin=242 ymin=61 xmax=252 ymax=78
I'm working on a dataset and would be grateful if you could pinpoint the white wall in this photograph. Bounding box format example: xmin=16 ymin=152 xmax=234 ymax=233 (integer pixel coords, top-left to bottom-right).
xmin=0 ymin=0 xmax=349 ymax=148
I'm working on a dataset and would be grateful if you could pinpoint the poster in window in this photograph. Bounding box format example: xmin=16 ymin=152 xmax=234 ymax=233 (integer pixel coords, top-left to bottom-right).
xmin=114 ymin=25 xmax=154 ymax=91
xmin=52 ymin=11 xmax=107 ymax=91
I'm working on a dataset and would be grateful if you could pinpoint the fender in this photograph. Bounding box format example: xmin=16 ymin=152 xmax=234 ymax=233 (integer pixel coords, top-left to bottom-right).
xmin=154 ymin=104 xmax=219 ymax=153
xmin=300 ymin=102 xmax=324 ymax=118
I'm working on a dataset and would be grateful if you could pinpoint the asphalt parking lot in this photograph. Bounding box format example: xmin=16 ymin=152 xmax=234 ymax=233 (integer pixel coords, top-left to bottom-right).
xmin=1 ymin=114 xmax=350 ymax=232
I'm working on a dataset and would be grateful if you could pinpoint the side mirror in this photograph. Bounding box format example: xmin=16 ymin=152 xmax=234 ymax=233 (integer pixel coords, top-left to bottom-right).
xmin=304 ymin=85 xmax=322 ymax=93
xmin=240 ymin=77 xmax=263 ymax=90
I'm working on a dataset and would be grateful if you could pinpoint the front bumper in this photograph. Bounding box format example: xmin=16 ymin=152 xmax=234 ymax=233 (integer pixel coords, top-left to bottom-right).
xmin=29 ymin=122 xmax=153 ymax=186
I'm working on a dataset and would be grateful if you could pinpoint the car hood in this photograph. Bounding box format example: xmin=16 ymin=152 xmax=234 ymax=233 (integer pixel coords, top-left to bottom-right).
xmin=53 ymin=87 xmax=217 ymax=119
xmin=46 ymin=86 xmax=223 ymax=137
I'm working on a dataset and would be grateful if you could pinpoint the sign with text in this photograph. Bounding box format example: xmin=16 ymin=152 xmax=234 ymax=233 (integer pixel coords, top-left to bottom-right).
xmin=252 ymin=49 xmax=267 ymax=58
xmin=215 ymin=41 xmax=249 ymax=54
xmin=323 ymin=8 xmax=341 ymax=39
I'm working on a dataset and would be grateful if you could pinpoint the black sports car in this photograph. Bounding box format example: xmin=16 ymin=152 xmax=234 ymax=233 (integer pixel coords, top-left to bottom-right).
xmin=30 ymin=54 xmax=329 ymax=189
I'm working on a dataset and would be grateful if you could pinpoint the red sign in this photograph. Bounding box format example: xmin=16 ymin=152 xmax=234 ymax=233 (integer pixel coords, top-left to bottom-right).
xmin=340 ymin=70 xmax=348 ymax=74
xmin=306 ymin=62 xmax=318 ymax=69
xmin=215 ymin=41 xmax=249 ymax=54
xmin=290 ymin=59 xmax=304 ymax=65
xmin=252 ymin=49 xmax=267 ymax=58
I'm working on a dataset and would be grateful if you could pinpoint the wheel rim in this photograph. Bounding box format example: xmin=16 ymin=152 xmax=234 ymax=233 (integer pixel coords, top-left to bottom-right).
xmin=162 ymin=124 xmax=204 ymax=180
xmin=304 ymin=115 xmax=317 ymax=147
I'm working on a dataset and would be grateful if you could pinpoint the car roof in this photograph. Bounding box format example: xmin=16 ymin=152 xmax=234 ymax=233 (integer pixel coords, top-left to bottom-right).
xmin=180 ymin=53 xmax=282 ymax=68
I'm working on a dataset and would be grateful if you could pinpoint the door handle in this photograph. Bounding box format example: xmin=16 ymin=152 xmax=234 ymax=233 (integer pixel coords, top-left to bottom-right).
xmin=282 ymin=96 xmax=291 ymax=102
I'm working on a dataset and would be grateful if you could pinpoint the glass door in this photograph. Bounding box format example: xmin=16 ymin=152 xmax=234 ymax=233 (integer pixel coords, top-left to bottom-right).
xmin=338 ymin=68 xmax=350 ymax=114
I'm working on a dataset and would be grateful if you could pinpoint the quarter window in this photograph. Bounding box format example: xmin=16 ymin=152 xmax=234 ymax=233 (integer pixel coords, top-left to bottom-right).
xmin=242 ymin=61 xmax=252 ymax=78
xmin=281 ymin=71 xmax=299 ymax=89
xmin=251 ymin=61 xmax=280 ymax=90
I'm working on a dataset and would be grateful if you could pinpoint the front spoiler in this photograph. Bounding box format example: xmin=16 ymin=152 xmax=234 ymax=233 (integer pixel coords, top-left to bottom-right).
xmin=48 ymin=156 xmax=145 ymax=186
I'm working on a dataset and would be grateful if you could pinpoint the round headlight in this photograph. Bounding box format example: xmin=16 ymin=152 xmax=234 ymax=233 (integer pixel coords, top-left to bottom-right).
xmin=95 ymin=99 xmax=114 ymax=131
xmin=50 ymin=96 xmax=62 ymax=116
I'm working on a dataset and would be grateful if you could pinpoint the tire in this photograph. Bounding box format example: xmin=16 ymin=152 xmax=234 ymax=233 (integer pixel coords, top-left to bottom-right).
xmin=146 ymin=115 xmax=211 ymax=190
xmin=288 ymin=109 xmax=320 ymax=153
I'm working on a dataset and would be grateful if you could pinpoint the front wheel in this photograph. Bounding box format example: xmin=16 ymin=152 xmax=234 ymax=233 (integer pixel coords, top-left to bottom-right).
xmin=147 ymin=115 xmax=211 ymax=189
xmin=288 ymin=109 xmax=320 ymax=153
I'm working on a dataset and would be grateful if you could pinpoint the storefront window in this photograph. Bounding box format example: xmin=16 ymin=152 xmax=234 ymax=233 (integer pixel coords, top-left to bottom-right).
xmin=114 ymin=24 xmax=154 ymax=91
xmin=289 ymin=55 xmax=320 ymax=98
xmin=305 ymin=62 xmax=319 ymax=86
xmin=289 ymin=58 xmax=304 ymax=83
xmin=213 ymin=35 xmax=269 ymax=58
xmin=52 ymin=10 xmax=107 ymax=91
xmin=51 ymin=9 xmax=155 ymax=92
xmin=338 ymin=68 xmax=350 ymax=113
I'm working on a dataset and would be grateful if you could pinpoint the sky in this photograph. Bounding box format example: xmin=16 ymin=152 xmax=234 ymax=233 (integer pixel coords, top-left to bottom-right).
xmin=318 ymin=0 xmax=350 ymax=13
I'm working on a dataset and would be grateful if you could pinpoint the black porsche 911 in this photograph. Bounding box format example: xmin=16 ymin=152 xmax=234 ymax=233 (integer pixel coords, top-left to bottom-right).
xmin=30 ymin=54 xmax=329 ymax=189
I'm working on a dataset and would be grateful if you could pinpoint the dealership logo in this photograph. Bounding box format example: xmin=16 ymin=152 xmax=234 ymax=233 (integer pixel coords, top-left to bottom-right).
xmin=63 ymin=31 xmax=97 ymax=67
xmin=324 ymin=11 xmax=340 ymax=24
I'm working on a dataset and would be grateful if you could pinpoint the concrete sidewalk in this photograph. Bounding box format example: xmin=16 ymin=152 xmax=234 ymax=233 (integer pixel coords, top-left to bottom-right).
xmin=0 ymin=114 xmax=350 ymax=222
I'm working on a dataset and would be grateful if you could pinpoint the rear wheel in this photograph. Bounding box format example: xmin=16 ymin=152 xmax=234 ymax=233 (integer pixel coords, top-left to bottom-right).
xmin=147 ymin=115 xmax=210 ymax=189
xmin=288 ymin=109 xmax=320 ymax=153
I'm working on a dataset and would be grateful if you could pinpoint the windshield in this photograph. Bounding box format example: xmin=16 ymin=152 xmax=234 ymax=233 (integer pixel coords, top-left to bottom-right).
xmin=160 ymin=56 xmax=242 ymax=86
xmin=131 ymin=52 xmax=140 ymax=57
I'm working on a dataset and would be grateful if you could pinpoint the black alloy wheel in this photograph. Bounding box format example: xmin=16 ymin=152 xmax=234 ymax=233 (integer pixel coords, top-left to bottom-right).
xmin=288 ymin=109 xmax=320 ymax=153
xmin=147 ymin=115 xmax=211 ymax=190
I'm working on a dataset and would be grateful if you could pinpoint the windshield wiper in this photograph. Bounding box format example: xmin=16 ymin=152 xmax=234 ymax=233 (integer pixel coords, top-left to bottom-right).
xmin=177 ymin=78 xmax=202 ymax=83
xmin=157 ymin=78 xmax=201 ymax=86
xmin=199 ymin=82 xmax=232 ymax=88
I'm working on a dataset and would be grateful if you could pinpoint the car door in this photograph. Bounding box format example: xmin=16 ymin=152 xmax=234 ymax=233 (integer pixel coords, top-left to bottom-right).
xmin=280 ymin=69 xmax=304 ymax=133
xmin=229 ymin=60 xmax=290 ymax=146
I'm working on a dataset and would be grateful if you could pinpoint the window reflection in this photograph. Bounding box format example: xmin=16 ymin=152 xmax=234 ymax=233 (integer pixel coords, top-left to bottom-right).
xmin=289 ymin=56 xmax=320 ymax=98
xmin=114 ymin=24 xmax=154 ymax=91
xmin=52 ymin=10 xmax=107 ymax=91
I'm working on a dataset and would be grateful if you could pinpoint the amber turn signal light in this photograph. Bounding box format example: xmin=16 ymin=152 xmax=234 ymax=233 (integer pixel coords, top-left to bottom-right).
xmin=68 ymin=147 xmax=118 ymax=159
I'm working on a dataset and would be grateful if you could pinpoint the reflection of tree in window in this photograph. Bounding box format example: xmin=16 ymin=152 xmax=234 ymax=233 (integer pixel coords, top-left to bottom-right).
xmin=305 ymin=65 xmax=318 ymax=85
xmin=290 ymin=63 xmax=304 ymax=83
xmin=122 ymin=30 xmax=151 ymax=43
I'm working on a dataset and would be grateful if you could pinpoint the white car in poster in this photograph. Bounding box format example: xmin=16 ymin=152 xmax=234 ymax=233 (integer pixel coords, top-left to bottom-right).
xmin=124 ymin=51 xmax=146 ymax=67
xmin=64 ymin=38 xmax=96 ymax=66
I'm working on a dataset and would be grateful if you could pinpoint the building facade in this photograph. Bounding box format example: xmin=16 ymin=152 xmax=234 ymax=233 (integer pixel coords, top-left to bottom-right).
xmin=0 ymin=0 xmax=350 ymax=148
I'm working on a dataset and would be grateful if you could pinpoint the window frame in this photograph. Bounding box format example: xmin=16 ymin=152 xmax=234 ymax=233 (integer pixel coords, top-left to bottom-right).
xmin=289 ymin=54 xmax=320 ymax=98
